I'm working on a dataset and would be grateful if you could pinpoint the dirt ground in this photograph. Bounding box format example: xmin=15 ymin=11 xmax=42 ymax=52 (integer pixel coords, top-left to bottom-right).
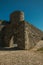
xmin=0 ymin=50 xmax=43 ymax=65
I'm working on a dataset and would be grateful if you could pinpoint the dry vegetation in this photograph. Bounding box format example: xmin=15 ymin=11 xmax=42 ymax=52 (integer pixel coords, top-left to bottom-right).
xmin=0 ymin=50 xmax=43 ymax=65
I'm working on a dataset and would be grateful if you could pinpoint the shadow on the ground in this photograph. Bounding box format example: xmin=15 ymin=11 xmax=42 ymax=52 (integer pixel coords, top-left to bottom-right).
xmin=0 ymin=47 xmax=22 ymax=51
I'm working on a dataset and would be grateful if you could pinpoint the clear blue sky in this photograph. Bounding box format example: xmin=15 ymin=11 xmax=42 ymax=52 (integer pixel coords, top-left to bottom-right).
xmin=0 ymin=0 xmax=43 ymax=31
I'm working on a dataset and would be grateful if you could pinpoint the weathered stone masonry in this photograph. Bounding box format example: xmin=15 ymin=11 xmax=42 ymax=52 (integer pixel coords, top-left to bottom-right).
xmin=0 ymin=11 xmax=43 ymax=50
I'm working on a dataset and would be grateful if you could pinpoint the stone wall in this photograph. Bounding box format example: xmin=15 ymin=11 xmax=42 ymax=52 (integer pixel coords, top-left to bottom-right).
xmin=0 ymin=20 xmax=9 ymax=47
xmin=13 ymin=21 xmax=25 ymax=49
xmin=24 ymin=22 xmax=43 ymax=50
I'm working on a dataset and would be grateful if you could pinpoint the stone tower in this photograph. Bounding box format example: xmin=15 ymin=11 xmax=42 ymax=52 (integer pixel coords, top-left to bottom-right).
xmin=10 ymin=11 xmax=24 ymax=23
xmin=10 ymin=11 xmax=25 ymax=49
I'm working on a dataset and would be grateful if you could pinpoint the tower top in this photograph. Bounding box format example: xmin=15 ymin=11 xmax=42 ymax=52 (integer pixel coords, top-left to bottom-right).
xmin=10 ymin=11 xmax=24 ymax=22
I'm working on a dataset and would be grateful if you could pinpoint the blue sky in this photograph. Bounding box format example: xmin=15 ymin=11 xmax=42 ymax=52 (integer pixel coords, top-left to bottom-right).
xmin=0 ymin=0 xmax=43 ymax=31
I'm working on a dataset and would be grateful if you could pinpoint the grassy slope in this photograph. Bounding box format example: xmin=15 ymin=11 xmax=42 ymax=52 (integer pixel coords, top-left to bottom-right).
xmin=0 ymin=50 xmax=43 ymax=65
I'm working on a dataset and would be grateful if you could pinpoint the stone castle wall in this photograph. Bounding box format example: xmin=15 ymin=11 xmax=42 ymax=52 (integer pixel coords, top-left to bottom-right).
xmin=0 ymin=11 xmax=43 ymax=50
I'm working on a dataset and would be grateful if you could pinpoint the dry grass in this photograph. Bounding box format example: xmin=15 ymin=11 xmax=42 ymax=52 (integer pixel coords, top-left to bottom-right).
xmin=0 ymin=50 xmax=43 ymax=65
